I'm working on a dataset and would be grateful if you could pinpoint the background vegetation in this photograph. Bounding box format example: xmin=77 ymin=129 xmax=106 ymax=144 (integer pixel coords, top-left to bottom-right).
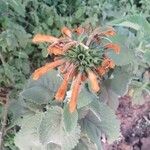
xmin=0 ymin=0 xmax=150 ymax=149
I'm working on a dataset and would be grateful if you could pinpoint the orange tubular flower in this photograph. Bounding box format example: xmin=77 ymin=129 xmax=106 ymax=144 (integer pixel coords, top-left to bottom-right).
xmin=32 ymin=26 xmax=120 ymax=112
xmin=32 ymin=59 xmax=65 ymax=80
xmin=61 ymin=27 xmax=72 ymax=38
xmin=55 ymin=65 xmax=75 ymax=101
xmin=74 ymin=27 xmax=85 ymax=35
xmin=87 ymin=70 xmax=100 ymax=92
xmin=32 ymin=34 xmax=59 ymax=43
xmin=69 ymin=72 xmax=82 ymax=113
xmin=105 ymin=43 xmax=121 ymax=54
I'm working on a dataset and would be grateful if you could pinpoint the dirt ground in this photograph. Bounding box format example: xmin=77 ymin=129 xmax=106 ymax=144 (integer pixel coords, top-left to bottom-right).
xmin=103 ymin=96 xmax=150 ymax=150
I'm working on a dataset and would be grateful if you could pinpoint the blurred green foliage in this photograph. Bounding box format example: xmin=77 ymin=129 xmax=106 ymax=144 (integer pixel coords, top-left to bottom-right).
xmin=0 ymin=0 xmax=149 ymax=89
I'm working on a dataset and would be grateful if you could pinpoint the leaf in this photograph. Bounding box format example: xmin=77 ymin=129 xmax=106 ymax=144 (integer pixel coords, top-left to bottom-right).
xmin=42 ymin=48 xmax=49 ymax=58
xmin=21 ymin=70 xmax=62 ymax=105
xmin=18 ymin=52 xmax=29 ymax=59
xmin=7 ymin=0 xmax=25 ymax=17
xmin=62 ymin=125 xmax=81 ymax=150
xmin=130 ymin=81 xmax=150 ymax=105
xmin=63 ymin=105 xmax=78 ymax=132
xmin=110 ymin=15 xmax=150 ymax=42
xmin=110 ymin=15 xmax=150 ymax=35
xmin=100 ymin=82 xmax=119 ymax=111
xmin=47 ymin=143 xmax=61 ymax=150
xmin=39 ymin=106 xmax=81 ymax=150
xmin=90 ymin=101 xmax=121 ymax=143
xmin=21 ymin=86 xmax=53 ymax=105
xmin=3 ymin=63 xmax=15 ymax=82
xmin=74 ymin=135 xmax=97 ymax=150
xmin=75 ymin=7 xmax=85 ymax=18
xmin=107 ymin=33 xmax=135 ymax=66
xmin=79 ymin=100 xmax=121 ymax=148
xmin=39 ymin=106 xmax=63 ymax=144
xmin=132 ymin=88 xmax=147 ymax=105
xmin=114 ymin=21 xmax=141 ymax=30
xmin=77 ymin=88 xmax=95 ymax=109
xmin=80 ymin=112 xmax=102 ymax=150
xmin=0 ymin=0 xmax=8 ymax=15
xmin=14 ymin=113 xmax=44 ymax=150
xmin=106 ymin=66 xmax=131 ymax=95
xmin=143 ymin=50 xmax=150 ymax=64
xmin=9 ymin=99 xmax=28 ymax=122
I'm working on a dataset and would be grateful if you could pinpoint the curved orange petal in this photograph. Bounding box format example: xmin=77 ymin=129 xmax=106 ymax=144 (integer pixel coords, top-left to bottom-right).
xmin=63 ymin=41 xmax=76 ymax=52
xmin=109 ymin=59 xmax=115 ymax=68
xmin=55 ymin=64 xmax=75 ymax=101
xmin=87 ymin=70 xmax=100 ymax=93
xmin=97 ymin=66 xmax=106 ymax=76
xmin=61 ymin=27 xmax=72 ymax=38
xmin=32 ymin=59 xmax=65 ymax=80
xmin=102 ymin=27 xmax=116 ymax=36
xmin=102 ymin=58 xmax=110 ymax=68
xmin=105 ymin=43 xmax=120 ymax=54
xmin=32 ymin=34 xmax=58 ymax=43
xmin=81 ymin=73 xmax=87 ymax=82
xmin=48 ymin=45 xmax=64 ymax=55
xmin=60 ymin=62 xmax=72 ymax=74
xmin=69 ymin=72 xmax=82 ymax=113
xmin=55 ymin=78 xmax=69 ymax=101
xmin=74 ymin=27 xmax=85 ymax=35
xmin=102 ymin=58 xmax=115 ymax=69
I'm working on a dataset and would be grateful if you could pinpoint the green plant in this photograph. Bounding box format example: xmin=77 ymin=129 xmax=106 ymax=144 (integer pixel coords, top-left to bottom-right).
xmin=0 ymin=0 xmax=150 ymax=149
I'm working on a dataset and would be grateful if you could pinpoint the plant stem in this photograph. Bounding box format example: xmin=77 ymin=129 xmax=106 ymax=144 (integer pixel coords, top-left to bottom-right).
xmin=0 ymin=91 xmax=10 ymax=149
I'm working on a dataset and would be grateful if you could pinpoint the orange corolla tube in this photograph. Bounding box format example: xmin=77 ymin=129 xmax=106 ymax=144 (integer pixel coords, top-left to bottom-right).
xmin=32 ymin=34 xmax=59 ymax=43
xmin=102 ymin=58 xmax=115 ymax=69
xmin=74 ymin=27 xmax=85 ymax=35
xmin=97 ymin=66 xmax=106 ymax=76
xmin=55 ymin=65 xmax=75 ymax=101
xmin=105 ymin=43 xmax=121 ymax=54
xmin=48 ymin=45 xmax=63 ymax=55
xmin=87 ymin=70 xmax=100 ymax=93
xmin=32 ymin=59 xmax=65 ymax=80
xmin=55 ymin=79 xmax=69 ymax=101
xmin=63 ymin=41 xmax=77 ymax=52
xmin=61 ymin=27 xmax=72 ymax=38
xmin=69 ymin=72 xmax=82 ymax=113
xmin=102 ymin=27 xmax=116 ymax=36
xmin=109 ymin=59 xmax=115 ymax=68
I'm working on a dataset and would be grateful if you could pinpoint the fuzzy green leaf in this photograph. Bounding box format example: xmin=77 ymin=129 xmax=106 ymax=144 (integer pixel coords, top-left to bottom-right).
xmin=99 ymin=83 xmax=119 ymax=111
xmin=21 ymin=86 xmax=53 ymax=104
xmin=63 ymin=105 xmax=78 ymax=132
xmin=131 ymin=81 xmax=150 ymax=105
xmin=21 ymin=70 xmax=62 ymax=105
xmin=79 ymin=100 xmax=121 ymax=147
xmin=106 ymin=66 xmax=131 ymax=95
xmin=14 ymin=113 xmax=44 ymax=150
xmin=74 ymin=135 xmax=97 ymax=150
xmin=47 ymin=143 xmax=61 ymax=150
xmin=90 ymin=101 xmax=121 ymax=143
xmin=77 ymin=88 xmax=95 ymax=109
xmin=39 ymin=106 xmax=63 ymax=144
xmin=80 ymin=113 xmax=102 ymax=150
xmin=110 ymin=15 xmax=150 ymax=35
xmin=143 ymin=50 xmax=150 ymax=64
xmin=39 ymin=106 xmax=81 ymax=150
xmin=7 ymin=0 xmax=25 ymax=17
xmin=114 ymin=21 xmax=141 ymax=30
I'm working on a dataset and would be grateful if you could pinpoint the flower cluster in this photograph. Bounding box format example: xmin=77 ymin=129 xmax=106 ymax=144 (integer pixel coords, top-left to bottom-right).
xmin=32 ymin=26 xmax=120 ymax=112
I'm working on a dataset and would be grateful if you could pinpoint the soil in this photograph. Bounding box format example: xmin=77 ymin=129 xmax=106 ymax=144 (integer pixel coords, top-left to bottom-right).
xmin=103 ymin=96 xmax=150 ymax=150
